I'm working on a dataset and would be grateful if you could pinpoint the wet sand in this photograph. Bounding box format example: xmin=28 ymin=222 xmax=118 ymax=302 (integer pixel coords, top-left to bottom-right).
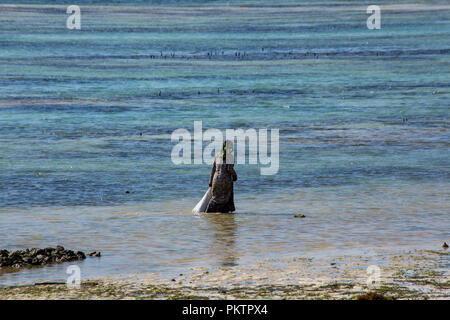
xmin=1 ymin=249 xmax=448 ymax=300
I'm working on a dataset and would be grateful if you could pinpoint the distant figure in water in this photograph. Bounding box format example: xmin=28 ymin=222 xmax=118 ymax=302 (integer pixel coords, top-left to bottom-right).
xmin=206 ymin=141 xmax=237 ymax=213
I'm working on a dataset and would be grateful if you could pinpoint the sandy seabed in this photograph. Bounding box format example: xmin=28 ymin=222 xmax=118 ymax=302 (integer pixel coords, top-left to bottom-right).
xmin=0 ymin=249 xmax=448 ymax=300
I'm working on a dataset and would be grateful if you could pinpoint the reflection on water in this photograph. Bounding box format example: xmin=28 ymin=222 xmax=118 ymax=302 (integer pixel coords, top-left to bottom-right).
xmin=203 ymin=213 xmax=238 ymax=267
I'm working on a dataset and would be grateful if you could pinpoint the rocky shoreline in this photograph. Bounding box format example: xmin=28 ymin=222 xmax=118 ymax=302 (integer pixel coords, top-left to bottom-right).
xmin=0 ymin=246 xmax=100 ymax=269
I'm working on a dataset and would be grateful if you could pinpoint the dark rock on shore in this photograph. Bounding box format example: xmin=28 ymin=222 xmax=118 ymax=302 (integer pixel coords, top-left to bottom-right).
xmin=0 ymin=246 xmax=88 ymax=268
xmin=88 ymin=251 xmax=101 ymax=257
xmin=356 ymin=292 xmax=393 ymax=300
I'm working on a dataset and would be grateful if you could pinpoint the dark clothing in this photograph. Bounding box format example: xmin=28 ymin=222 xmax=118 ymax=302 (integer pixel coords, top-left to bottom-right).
xmin=206 ymin=158 xmax=237 ymax=213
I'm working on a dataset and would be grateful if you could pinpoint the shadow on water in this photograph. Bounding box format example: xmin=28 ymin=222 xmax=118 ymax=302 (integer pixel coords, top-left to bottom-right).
xmin=202 ymin=213 xmax=238 ymax=267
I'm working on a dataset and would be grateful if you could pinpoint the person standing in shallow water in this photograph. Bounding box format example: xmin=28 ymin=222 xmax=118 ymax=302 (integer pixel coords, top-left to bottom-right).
xmin=206 ymin=141 xmax=237 ymax=213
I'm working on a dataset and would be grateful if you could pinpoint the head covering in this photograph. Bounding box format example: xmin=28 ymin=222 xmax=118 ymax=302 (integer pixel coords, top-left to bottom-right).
xmin=220 ymin=140 xmax=234 ymax=164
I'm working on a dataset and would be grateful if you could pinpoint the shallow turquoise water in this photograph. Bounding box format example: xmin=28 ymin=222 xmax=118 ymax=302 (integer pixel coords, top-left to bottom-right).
xmin=0 ymin=1 xmax=449 ymax=285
